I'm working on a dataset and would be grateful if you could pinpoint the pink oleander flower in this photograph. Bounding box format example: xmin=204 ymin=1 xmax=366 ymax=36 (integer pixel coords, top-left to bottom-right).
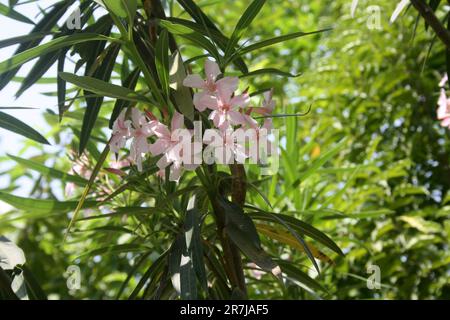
xmin=183 ymin=59 xmax=239 ymax=112
xmin=110 ymin=109 xmax=131 ymax=154
xmin=65 ymin=155 xmax=92 ymax=197
xmin=205 ymin=84 xmax=250 ymax=130
xmin=241 ymin=114 xmax=274 ymax=161
xmin=252 ymin=89 xmax=275 ymax=116
xmin=149 ymin=112 xmax=200 ymax=181
xmin=129 ymin=108 xmax=155 ymax=171
xmin=205 ymin=129 xmax=247 ymax=164
xmin=105 ymin=158 xmax=131 ymax=177
xmin=438 ymin=88 xmax=450 ymax=128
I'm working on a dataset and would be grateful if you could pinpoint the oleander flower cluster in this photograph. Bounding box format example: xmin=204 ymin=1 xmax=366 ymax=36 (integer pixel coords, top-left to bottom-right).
xmin=109 ymin=60 xmax=276 ymax=181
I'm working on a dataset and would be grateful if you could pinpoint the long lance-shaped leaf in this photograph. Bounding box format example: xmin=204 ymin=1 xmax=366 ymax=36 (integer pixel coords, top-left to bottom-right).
xmin=169 ymin=52 xmax=194 ymax=120
xmin=224 ymin=0 xmax=266 ymax=59
xmin=249 ymin=211 xmax=344 ymax=256
xmin=80 ymin=43 xmax=121 ymax=154
xmin=109 ymin=68 xmax=140 ymax=128
xmin=255 ymin=223 xmax=334 ymax=265
xmin=275 ymin=259 xmax=328 ymax=295
xmin=218 ymin=198 xmax=281 ymax=276
xmin=103 ymin=0 xmax=137 ymax=20
xmin=0 ymin=111 xmax=49 ymax=145
xmin=259 ymin=211 xmax=320 ymax=274
xmin=155 ymin=29 xmax=170 ymax=100
xmin=0 ymin=33 xmax=120 ymax=75
xmin=64 ymin=143 xmax=110 ymax=241
xmin=59 ymin=72 xmax=151 ymax=104
xmin=0 ymin=192 xmax=98 ymax=215
xmin=159 ymin=20 xmax=220 ymax=61
xmin=228 ymin=29 xmax=331 ymax=64
xmin=166 ymin=17 xmax=248 ymax=73
xmin=0 ymin=0 xmax=76 ymax=90
xmin=57 ymin=50 xmax=67 ymax=120
xmin=7 ymin=154 xmax=87 ymax=186
xmin=174 ymin=0 xmax=248 ymax=73
xmin=15 ymin=1 xmax=94 ymax=98
xmin=0 ymin=3 xmax=34 ymax=25
xmin=129 ymin=250 xmax=169 ymax=299
xmin=184 ymin=209 xmax=207 ymax=292
xmin=0 ymin=33 xmax=54 ymax=49
xmin=239 ymin=68 xmax=301 ymax=78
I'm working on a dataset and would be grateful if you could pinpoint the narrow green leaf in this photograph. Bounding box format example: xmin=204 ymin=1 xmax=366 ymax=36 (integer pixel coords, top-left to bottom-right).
xmin=249 ymin=211 xmax=344 ymax=256
xmin=7 ymin=154 xmax=87 ymax=186
xmin=229 ymin=29 xmax=331 ymax=63
xmin=275 ymin=259 xmax=328 ymax=294
xmin=0 ymin=3 xmax=35 ymax=24
xmin=261 ymin=210 xmax=320 ymax=274
xmin=64 ymin=144 xmax=110 ymax=240
xmin=185 ymin=209 xmax=207 ymax=291
xmin=15 ymin=1 xmax=94 ymax=99
xmin=169 ymin=52 xmax=194 ymax=120
xmin=155 ymin=29 xmax=170 ymax=99
xmin=116 ymin=252 xmax=151 ymax=299
xmin=0 ymin=111 xmax=49 ymax=145
xmin=129 ymin=251 xmax=168 ymax=299
xmin=240 ymin=68 xmax=301 ymax=78
xmin=21 ymin=266 xmax=47 ymax=300
xmin=0 ymin=192 xmax=97 ymax=214
xmin=109 ymin=68 xmax=140 ymax=128
xmin=225 ymin=0 xmax=266 ymax=58
xmin=166 ymin=17 xmax=248 ymax=73
xmin=57 ymin=50 xmax=67 ymax=119
xmin=76 ymin=244 xmax=149 ymax=260
xmin=59 ymin=72 xmax=150 ymax=104
xmin=0 ymin=33 xmax=52 ymax=49
xmin=0 ymin=33 xmax=118 ymax=75
xmin=0 ymin=0 xmax=76 ymax=90
xmin=103 ymin=0 xmax=137 ymax=20
xmin=159 ymin=20 xmax=220 ymax=61
xmin=81 ymin=43 xmax=121 ymax=154
xmin=219 ymin=198 xmax=279 ymax=274
xmin=168 ymin=235 xmax=183 ymax=295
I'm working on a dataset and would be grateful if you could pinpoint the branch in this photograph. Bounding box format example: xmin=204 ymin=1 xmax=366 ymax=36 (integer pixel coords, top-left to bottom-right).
xmin=410 ymin=0 xmax=450 ymax=49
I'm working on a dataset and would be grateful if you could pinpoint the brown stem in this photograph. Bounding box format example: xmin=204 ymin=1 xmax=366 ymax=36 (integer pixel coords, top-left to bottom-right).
xmin=227 ymin=163 xmax=247 ymax=294
xmin=210 ymin=197 xmax=247 ymax=298
xmin=410 ymin=0 xmax=450 ymax=49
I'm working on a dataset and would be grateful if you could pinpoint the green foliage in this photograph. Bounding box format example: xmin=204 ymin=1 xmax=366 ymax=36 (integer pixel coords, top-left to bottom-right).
xmin=0 ymin=0 xmax=448 ymax=300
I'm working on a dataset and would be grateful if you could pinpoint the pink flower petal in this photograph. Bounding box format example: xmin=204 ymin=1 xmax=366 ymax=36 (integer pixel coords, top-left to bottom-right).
xmin=228 ymin=110 xmax=245 ymax=125
xmin=157 ymin=154 xmax=171 ymax=170
xmin=183 ymin=74 xmax=205 ymax=89
xmin=149 ymin=139 xmax=169 ymax=156
xmin=243 ymin=114 xmax=258 ymax=130
xmin=205 ymin=59 xmax=221 ymax=82
xmin=171 ymin=111 xmax=184 ymax=130
xmin=216 ymin=77 xmax=239 ymax=102
xmin=230 ymin=93 xmax=250 ymax=109
xmin=262 ymin=118 xmax=273 ymax=130
xmin=193 ymin=92 xmax=218 ymax=111
xmin=437 ymin=89 xmax=450 ymax=120
xmin=131 ymin=108 xmax=143 ymax=127
xmin=441 ymin=116 xmax=450 ymax=127
xmin=151 ymin=122 xmax=170 ymax=139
